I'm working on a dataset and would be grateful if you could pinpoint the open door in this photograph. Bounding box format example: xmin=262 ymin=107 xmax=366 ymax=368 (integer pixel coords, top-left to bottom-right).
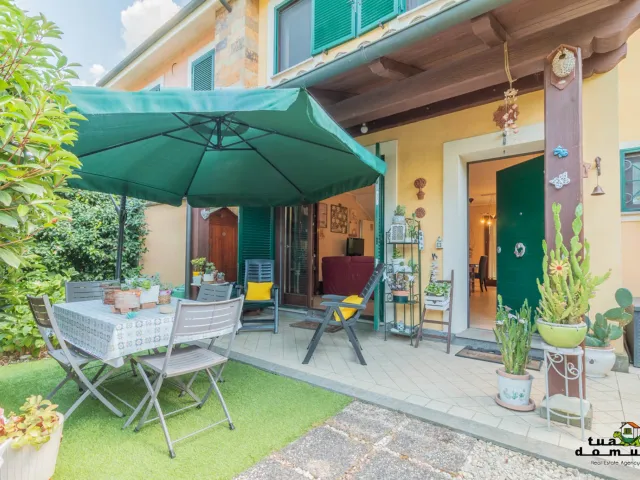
xmin=496 ymin=156 xmax=545 ymax=312
xmin=373 ymin=147 xmax=385 ymax=330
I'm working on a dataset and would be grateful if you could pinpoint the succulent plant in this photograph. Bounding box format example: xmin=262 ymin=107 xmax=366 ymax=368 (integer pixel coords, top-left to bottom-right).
xmin=586 ymin=288 xmax=634 ymax=347
xmin=0 ymin=396 xmax=60 ymax=449
xmin=394 ymin=205 xmax=406 ymax=216
xmin=494 ymin=296 xmax=536 ymax=376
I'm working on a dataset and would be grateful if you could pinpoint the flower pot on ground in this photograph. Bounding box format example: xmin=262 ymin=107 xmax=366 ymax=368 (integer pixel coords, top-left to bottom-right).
xmin=536 ymin=203 xmax=610 ymax=348
xmin=585 ymin=287 xmax=634 ymax=377
xmin=494 ymin=297 xmax=536 ymax=411
xmin=0 ymin=397 xmax=64 ymax=480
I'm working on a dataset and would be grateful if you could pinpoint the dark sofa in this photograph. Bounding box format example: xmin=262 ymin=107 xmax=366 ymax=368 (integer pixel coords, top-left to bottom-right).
xmin=322 ymin=256 xmax=374 ymax=296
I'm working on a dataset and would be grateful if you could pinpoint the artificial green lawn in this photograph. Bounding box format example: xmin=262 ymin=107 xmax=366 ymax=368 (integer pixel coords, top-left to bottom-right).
xmin=0 ymin=359 xmax=351 ymax=479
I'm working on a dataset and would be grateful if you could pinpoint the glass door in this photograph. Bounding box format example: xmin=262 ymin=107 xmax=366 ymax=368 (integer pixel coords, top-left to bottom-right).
xmin=282 ymin=205 xmax=314 ymax=307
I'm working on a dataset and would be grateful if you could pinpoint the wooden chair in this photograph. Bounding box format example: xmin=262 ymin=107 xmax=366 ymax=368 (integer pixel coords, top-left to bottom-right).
xmin=236 ymin=259 xmax=279 ymax=333
xmin=416 ymin=270 xmax=454 ymax=353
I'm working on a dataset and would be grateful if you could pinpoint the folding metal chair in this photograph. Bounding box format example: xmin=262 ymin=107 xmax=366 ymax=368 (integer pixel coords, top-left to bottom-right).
xmin=65 ymin=280 xmax=118 ymax=303
xmin=303 ymin=263 xmax=386 ymax=366
xmin=27 ymin=295 xmax=124 ymax=419
xmin=196 ymin=283 xmax=233 ymax=302
xmin=236 ymin=259 xmax=279 ymax=333
xmin=124 ymin=297 xmax=244 ymax=458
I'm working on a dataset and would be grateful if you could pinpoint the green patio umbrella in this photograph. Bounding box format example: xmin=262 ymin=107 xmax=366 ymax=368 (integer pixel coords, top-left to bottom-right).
xmin=66 ymin=87 xmax=386 ymax=280
xmin=67 ymin=87 xmax=386 ymax=207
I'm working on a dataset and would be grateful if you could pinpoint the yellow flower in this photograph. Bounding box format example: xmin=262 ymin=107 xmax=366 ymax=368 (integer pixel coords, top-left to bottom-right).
xmin=550 ymin=260 xmax=569 ymax=276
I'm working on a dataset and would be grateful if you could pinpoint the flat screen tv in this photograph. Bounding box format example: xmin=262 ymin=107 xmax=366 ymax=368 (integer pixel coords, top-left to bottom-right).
xmin=346 ymin=238 xmax=364 ymax=256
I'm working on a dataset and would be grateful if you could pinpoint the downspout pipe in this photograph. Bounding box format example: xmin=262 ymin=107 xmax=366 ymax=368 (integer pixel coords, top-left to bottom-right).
xmin=276 ymin=0 xmax=511 ymax=89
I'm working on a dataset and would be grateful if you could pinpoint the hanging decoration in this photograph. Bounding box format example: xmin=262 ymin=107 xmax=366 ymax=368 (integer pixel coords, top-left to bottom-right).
xmin=553 ymin=146 xmax=569 ymax=158
xmin=549 ymin=172 xmax=571 ymax=190
xmin=414 ymin=207 xmax=426 ymax=219
xmin=493 ymin=42 xmax=519 ymax=140
xmin=414 ymin=178 xmax=427 ymax=200
xmin=551 ymin=47 xmax=576 ymax=79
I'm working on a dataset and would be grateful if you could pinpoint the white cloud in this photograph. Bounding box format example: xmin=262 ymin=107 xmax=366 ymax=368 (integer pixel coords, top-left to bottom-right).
xmin=89 ymin=64 xmax=106 ymax=78
xmin=70 ymin=63 xmax=106 ymax=86
xmin=121 ymin=0 xmax=180 ymax=54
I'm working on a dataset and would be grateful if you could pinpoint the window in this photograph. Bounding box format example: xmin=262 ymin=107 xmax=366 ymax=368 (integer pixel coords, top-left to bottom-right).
xmin=622 ymin=149 xmax=640 ymax=211
xmin=276 ymin=0 xmax=312 ymax=73
xmin=405 ymin=0 xmax=431 ymax=11
xmin=624 ymin=427 xmax=632 ymax=435
xmin=191 ymin=49 xmax=215 ymax=91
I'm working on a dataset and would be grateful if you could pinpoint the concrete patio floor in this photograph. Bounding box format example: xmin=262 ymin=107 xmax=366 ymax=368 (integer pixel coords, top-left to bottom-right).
xmin=213 ymin=310 xmax=640 ymax=477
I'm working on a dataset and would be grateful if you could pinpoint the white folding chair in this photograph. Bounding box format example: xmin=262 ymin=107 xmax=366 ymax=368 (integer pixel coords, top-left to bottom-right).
xmin=27 ymin=295 xmax=124 ymax=419
xmin=124 ymin=296 xmax=244 ymax=458
xmin=65 ymin=280 xmax=118 ymax=303
xmin=196 ymin=283 xmax=233 ymax=302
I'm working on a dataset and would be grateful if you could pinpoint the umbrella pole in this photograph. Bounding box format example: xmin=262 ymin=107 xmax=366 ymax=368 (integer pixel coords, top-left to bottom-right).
xmin=115 ymin=196 xmax=127 ymax=281
xmin=185 ymin=204 xmax=192 ymax=299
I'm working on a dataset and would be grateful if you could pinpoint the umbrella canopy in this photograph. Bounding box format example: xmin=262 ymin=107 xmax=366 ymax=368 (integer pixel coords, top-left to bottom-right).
xmin=67 ymin=87 xmax=386 ymax=207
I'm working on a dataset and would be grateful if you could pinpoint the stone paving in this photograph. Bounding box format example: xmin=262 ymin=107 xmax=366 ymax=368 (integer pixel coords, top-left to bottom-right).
xmin=234 ymin=401 xmax=601 ymax=480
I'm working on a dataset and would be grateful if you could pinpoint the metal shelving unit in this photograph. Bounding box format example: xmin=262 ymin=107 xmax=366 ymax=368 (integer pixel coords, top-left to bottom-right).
xmin=384 ymin=220 xmax=422 ymax=345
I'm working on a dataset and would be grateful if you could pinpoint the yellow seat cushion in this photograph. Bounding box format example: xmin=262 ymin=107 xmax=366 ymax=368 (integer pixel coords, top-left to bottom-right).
xmin=246 ymin=282 xmax=273 ymax=301
xmin=333 ymin=295 xmax=364 ymax=321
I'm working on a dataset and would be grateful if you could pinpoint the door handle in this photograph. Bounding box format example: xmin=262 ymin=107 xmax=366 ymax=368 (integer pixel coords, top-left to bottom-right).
xmin=514 ymin=243 xmax=526 ymax=258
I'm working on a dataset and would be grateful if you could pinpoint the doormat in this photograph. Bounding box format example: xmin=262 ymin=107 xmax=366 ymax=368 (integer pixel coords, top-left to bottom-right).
xmin=455 ymin=346 xmax=542 ymax=371
xmin=290 ymin=321 xmax=343 ymax=333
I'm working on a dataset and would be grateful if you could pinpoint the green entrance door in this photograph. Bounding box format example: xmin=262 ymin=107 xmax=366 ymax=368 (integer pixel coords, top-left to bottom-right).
xmin=496 ymin=156 xmax=544 ymax=312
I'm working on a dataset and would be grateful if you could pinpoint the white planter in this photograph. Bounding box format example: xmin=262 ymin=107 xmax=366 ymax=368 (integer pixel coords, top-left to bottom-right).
xmin=496 ymin=368 xmax=533 ymax=408
xmin=392 ymin=214 xmax=405 ymax=225
xmin=203 ymin=273 xmax=214 ymax=282
xmin=192 ymin=274 xmax=202 ymax=286
xmin=0 ymin=413 xmax=64 ymax=480
xmin=139 ymin=285 xmax=159 ymax=304
xmin=585 ymin=345 xmax=616 ymax=378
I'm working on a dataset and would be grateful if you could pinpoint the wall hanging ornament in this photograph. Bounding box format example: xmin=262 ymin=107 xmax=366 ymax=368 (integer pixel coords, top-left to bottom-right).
xmin=330 ymin=203 xmax=348 ymax=234
xmin=414 ymin=207 xmax=426 ymax=219
xmin=551 ymin=47 xmax=576 ymax=79
xmin=493 ymin=42 xmax=519 ymax=141
xmin=550 ymin=171 xmax=571 ymax=189
xmin=414 ymin=178 xmax=427 ymax=200
xmin=553 ymin=145 xmax=569 ymax=158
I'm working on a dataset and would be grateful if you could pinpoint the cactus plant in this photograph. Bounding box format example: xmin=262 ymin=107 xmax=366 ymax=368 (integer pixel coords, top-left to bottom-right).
xmin=536 ymin=203 xmax=610 ymax=324
xmin=586 ymin=288 xmax=634 ymax=347
xmin=394 ymin=205 xmax=406 ymax=216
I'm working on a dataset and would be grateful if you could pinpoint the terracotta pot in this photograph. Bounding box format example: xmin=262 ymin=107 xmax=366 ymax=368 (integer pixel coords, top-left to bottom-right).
xmin=158 ymin=290 xmax=172 ymax=305
xmin=536 ymin=318 xmax=587 ymax=348
xmin=417 ymin=191 xmax=425 ymax=200
xmin=101 ymin=284 xmax=121 ymax=305
xmin=391 ymin=290 xmax=409 ymax=304
xmin=585 ymin=345 xmax=616 ymax=378
xmin=496 ymin=368 xmax=533 ymax=408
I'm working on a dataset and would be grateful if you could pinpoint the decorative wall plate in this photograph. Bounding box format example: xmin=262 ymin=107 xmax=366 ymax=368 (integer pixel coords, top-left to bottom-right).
xmin=550 ymin=172 xmax=571 ymax=189
xmin=553 ymin=146 xmax=568 ymax=158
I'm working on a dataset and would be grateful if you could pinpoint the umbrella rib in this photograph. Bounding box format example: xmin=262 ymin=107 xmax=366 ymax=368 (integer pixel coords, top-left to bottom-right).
xmin=224 ymin=121 xmax=304 ymax=196
xmin=70 ymin=170 xmax=181 ymax=197
xmin=223 ymin=131 xmax=273 ymax=148
xmin=77 ymin=118 xmax=216 ymax=158
xmin=163 ymin=133 xmax=211 ymax=149
xmin=182 ymin=117 xmax=218 ymax=197
xmin=227 ymin=117 xmax=352 ymax=155
xmin=171 ymin=113 xmax=218 ymax=148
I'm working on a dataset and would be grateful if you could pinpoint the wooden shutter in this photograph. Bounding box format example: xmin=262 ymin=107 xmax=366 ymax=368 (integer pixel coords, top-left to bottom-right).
xmin=191 ymin=50 xmax=215 ymax=91
xmin=358 ymin=0 xmax=399 ymax=34
xmin=312 ymin=0 xmax=356 ymax=54
xmin=237 ymin=207 xmax=275 ymax=285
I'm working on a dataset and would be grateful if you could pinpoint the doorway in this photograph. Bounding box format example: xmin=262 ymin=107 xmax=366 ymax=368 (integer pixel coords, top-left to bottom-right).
xmin=467 ymin=153 xmax=544 ymax=329
xmin=208 ymin=207 xmax=238 ymax=282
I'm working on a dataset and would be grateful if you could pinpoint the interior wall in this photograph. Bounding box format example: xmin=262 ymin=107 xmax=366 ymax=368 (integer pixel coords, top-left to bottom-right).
xmin=141 ymin=202 xmax=187 ymax=286
xmin=468 ymin=205 xmax=488 ymax=265
xmin=317 ymin=189 xmax=374 ymax=280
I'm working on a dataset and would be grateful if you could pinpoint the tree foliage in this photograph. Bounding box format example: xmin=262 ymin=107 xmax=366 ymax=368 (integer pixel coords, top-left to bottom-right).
xmin=0 ymin=0 xmax=83 ymax=269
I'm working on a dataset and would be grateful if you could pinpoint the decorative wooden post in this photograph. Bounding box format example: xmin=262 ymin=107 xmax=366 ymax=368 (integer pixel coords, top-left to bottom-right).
xmin=544 ymin=44 xmax=587 ymax=399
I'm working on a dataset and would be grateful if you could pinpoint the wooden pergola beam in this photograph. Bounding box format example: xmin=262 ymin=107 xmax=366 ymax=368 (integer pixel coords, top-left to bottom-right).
xmin=471 ymin=13 xmax=507 ymax=47
xmin=368 ymin=57 xmax=423 ymax=80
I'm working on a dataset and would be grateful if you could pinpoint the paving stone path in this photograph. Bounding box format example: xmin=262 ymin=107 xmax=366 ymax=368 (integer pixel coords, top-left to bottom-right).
xmin=235 ymin=401 xmax=601 ymax=480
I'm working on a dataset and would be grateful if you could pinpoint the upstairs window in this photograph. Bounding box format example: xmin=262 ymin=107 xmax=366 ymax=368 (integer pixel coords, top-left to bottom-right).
xmin=405 ymin=0 xmax=432 ymax=12
xmin=276 ymin=0 xmax=312 ymax=73
xmin=622 ymin=149 xmax=640 ymax=212
xmin=192 ymin=49 xmax=215 ymax=91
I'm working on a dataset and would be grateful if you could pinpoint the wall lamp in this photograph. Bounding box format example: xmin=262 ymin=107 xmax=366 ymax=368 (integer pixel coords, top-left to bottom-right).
xmin=591 ymin=156 xmax=605 ymax=196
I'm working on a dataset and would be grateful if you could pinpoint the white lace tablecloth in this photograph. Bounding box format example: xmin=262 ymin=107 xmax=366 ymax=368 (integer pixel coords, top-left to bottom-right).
xmin=53 ymin=298 xmax=201 ymax=367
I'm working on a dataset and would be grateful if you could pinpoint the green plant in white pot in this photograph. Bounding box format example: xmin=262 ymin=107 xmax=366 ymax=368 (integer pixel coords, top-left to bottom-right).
xmin=536 ymin=203 xmax=610 ymax=348
xmin=494 ymin=296 xmax=536 ymax=411
xmin=585 ymin=288 xmax=633 ymax=378
xmin=0 ymin=396 xmax=64 ymax=480
xmin=392 ymin=205 xmax=406 ymax=225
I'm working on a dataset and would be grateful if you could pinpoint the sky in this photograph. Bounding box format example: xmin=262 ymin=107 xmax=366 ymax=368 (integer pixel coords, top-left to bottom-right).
xmin=15 ymin=0 xmax=192 ymax=85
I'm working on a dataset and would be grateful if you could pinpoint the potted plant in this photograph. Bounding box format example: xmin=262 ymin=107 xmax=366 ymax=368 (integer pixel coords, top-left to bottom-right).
xmin=388 ymin=272 xmax=409 ymax=303
xmin=0 ymin=396 xmax=64 ymax=480
xmin=391 ymin=248 xmax=403 ymax=272
xmin=203 ymin=262 xmax=216 ymax=283
xmin=585 ymin=287 xmax=634 ymax=377
xmin=191 ymin=257 xmax=206 ymax=285
xmin=536 ymin=203 xmax=610 ymax=348
xmin=216 ymin=271 xmax=226 ymax=283
xmin=494 ymin=297 xmax=536 ymax=411
xmin=392 ymin=205 xmax=406 ymax=225
xmin=425 ymin=281 xmax=451 ymax=308
xmin=127 ymin=275 xmax=160 ymax=305
xmin=158 ymin=281 xmax=173 ymax=305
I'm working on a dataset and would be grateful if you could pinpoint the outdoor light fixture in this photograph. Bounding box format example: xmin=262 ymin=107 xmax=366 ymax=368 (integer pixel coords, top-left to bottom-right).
xmin=591 ymin=156 xmax=605 ymax=196
xmin=360 ymin=123 xmax=369 ymax=134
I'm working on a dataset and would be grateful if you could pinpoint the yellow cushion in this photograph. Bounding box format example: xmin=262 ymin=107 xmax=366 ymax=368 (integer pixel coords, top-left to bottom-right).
xmin=246 ymin=282 xmax=273 ymax=301
xmin=333 ymin=295 xmax=364 ymax=321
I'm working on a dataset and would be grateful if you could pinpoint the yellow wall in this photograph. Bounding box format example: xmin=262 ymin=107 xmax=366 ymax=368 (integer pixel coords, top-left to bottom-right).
xmin=141 ymin=202 xmax=187 ymax=286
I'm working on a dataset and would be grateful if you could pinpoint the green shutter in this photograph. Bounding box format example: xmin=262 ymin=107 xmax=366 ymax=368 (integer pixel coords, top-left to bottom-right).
xmin=237 ymin=207 xmax=275 ymax=285
xmin=358 ymin=0 xmax=399 ymax=34
xmin=191 ymin=49 xmax=215 ymax=91
xmin=312 ymin=0 xmax=356 ymax=54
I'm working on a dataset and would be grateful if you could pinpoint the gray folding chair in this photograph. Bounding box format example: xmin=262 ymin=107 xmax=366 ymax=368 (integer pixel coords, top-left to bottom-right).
xmin=197 ymin=283 xmax=233 ymax=302
xmin=124 ymin=297 xmax=244 ymax=458
xmin=236 ymin=259 xmax=279 ymax=333
xmin=303 ymin=263 xmax=386 ymax=366
xmin=65 ymin=280 xmax=118 ymax=303
xmin=27 ymin=295 xmax=124 ymax=419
